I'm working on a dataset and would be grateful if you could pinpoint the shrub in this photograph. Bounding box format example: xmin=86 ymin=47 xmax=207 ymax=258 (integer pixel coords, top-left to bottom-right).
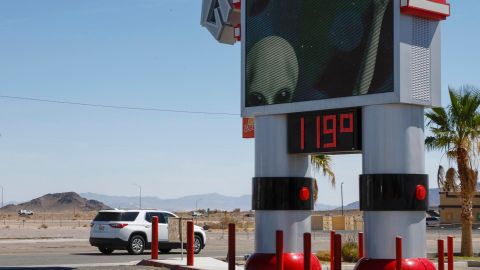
xmin=342 ymin=241 xmax=359 ymax=262
xmin=316 ymin=250 xmax=331 ymax=262
xmin=39 ymin=224 xmax=48 ymax=229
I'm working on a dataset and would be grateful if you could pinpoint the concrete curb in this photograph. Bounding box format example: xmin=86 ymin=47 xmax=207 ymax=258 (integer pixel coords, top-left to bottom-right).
xmin=139 ymin=259 xmax=471 ymax=270
xmin=319 ymin=261 xmax=470 ymax=270
xmin=138 ymin=258 xmax=244 ymax=270
xmin=139 ymin=259 xmax=202 ymax=270
xmin=467 ymin=260 xmax=480 ymax=267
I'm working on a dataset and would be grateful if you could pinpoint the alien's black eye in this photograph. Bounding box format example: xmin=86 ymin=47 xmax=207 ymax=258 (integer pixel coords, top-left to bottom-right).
xmin=247 ymin=92 xmax=267 ymax=106
xmin=274 ymin=89 xmax=292 ymax=104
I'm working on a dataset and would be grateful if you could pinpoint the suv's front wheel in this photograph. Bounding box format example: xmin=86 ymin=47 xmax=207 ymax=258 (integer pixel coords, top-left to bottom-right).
xmin=127 ymin=235 xmax=145 ymax=255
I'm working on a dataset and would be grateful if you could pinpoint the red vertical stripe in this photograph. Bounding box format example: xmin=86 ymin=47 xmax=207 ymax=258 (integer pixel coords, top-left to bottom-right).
xmin=151 ymin=216 xmax=159 ymax=260
xmin=438 ymin=239 xmax=445 ymax=270
xmin=334 ymin=234 xmax=342 ymax=270
xmin=276 ymin=231 xmax=284 ymax=270
xmin=396 ymin=237 xmax=402 ymax=270
xmin=447 ymin=236 xmax=453 ymax=270
xmin=187 ymin=221 xmax=194 ymax=266
xmin=228 ymin=224 xmax=236 ymax=270
xmin=358 ymin=232 xmax=364 ymax=258
xmin=303 ymin=233 xmax=311 ymax=270
xmin=330 ymin=231 xmax=335 ymax=270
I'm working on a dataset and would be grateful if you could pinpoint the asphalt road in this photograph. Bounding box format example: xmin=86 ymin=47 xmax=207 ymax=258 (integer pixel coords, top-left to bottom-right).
xmin=0 ymin=231 xmax=253 ymax=269
xmin=0 ymin=249 xmax=229 ymax=268
xmin=1 ymin=229 xmax=479 ymax=269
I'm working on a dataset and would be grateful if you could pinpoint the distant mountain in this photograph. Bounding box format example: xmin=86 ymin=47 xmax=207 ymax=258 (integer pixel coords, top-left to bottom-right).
xmin=335 ymin=201 xmax=360 ymax=211
xmin=2 ymin=200 xmax=17 ymax=206
xmin=1 ymin=192 xmax=109 ymax=212
xmin=82 ymin=192 xmax=340 ymax=212
xmin=429 ymin=188 xmax=440 ymax=207
xmin=334 ymin=188 xmax=442 ymax=211
xmin=315 ymin=203 xmax=339 ymax=211
xmin=81 ymin=192 xmax=252 ymax=211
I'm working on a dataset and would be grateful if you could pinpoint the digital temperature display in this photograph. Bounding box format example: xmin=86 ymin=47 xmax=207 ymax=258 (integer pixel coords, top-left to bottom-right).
xmin=288 ymin=108 xmax=362 ymax=154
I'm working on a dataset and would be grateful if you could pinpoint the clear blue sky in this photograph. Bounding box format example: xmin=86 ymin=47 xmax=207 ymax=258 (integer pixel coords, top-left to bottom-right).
xmin=0 ymin=0 xmax=479 ymax=206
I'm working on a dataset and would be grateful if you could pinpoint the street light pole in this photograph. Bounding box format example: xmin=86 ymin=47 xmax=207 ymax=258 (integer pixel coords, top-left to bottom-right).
xmin=0 ymin=185 xmax=4 ymax=220
xmin=133 ymin=184 xmax=142 ymax=210
xmin=0 ymin=185 xmax=3 ymax=207
xmin=341 ymin=182 xmax=344 ymax=216
xmin=195 ymin=198 xmax=203 ymax=211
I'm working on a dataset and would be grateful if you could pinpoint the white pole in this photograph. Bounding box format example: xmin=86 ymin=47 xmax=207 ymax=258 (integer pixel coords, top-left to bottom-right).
xmin=362 ymin=104 xmax=426 ymax=259
xmin=254 ymin=114 xmax=311 ymax=253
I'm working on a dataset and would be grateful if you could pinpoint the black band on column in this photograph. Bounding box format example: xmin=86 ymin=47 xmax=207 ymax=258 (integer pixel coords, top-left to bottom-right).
xmin=360 ymin=174 xmax=429 ymax=211
xmin=252 ymin=177 xmax=315 ymax=210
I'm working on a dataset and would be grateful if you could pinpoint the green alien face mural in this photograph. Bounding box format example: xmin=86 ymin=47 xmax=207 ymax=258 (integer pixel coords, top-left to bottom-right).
xmin=246 ymin=36 xmax=299 ymax=106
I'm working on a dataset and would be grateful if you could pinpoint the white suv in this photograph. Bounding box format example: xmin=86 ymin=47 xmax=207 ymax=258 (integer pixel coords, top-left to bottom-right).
xmin=89 ymin=209 xmax=207 ymax=255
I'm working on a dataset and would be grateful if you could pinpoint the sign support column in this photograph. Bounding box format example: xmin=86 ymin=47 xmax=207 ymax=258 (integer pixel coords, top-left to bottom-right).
xmin=246 ymin=114 xmax=321 ymax=270
xmin=355 ymin=104 xmax=434 ymax=270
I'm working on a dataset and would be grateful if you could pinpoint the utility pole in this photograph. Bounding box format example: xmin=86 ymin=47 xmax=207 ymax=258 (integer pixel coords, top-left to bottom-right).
xmin=341 ymin=182 xmax=344 ymax=216
xmin=0 ymin=185 xmax=3 ymax=218
xmin=195 ymin=198 xmax=203 ymax=211
xmin=133 ymin=184 xmax=142 ymax=210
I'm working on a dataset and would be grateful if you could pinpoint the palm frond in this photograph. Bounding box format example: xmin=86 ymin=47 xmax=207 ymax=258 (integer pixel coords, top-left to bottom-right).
xmin=437 ymin=165 xmax=445 ymax=191
xmin=445 ymin=167 xmax=459 ymax=192
xmin=311 ymin=155 xmax=336 ymax=187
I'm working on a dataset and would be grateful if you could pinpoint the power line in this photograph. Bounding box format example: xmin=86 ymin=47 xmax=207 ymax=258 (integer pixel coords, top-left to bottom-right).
xmin=0 ymin=95 xmax=239 ymax=116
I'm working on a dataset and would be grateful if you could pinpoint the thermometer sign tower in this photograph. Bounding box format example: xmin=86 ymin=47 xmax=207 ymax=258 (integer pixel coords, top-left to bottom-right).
xmin=202 ymin=0 xmax=450 ymax=269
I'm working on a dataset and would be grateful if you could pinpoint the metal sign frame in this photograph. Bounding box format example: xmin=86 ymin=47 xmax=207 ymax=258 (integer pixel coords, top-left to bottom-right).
xmin=241 ymin=0 xmax=442 ymax=117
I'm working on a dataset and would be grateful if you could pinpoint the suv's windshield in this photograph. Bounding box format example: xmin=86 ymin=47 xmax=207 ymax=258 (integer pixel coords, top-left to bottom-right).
xmin=93 ymin=212 xmax=139 ymax=222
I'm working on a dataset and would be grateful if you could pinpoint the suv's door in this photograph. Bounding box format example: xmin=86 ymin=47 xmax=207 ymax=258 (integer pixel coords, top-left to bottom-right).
xmin=158 ymin=213 xmax=169 ymax=241
xmin=145 ymin=212 xmax=168 ymax=242
xmin=144 ymin=212 xmax=154 ymax=243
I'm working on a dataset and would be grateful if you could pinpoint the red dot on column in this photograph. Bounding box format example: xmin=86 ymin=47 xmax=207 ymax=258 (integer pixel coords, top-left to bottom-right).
xmin=299 ymin=187 xmax=310 ymax=201
xmin=416 ymin=185 xmax=427 ymax=201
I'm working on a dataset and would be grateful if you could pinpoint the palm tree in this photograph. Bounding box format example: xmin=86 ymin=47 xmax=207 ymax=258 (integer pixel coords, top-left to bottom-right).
xmin=437 ymin=165 xmax=460 ymax=192
xmin=425 ymin=85 xmax=480 ymax=256
xmin=310 ymin=155 xmax=336 ymax=202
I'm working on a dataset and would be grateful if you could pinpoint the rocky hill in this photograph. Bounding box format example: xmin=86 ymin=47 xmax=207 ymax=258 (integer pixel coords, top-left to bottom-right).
xmin=1 ymin=192 xmax=110 ymax=212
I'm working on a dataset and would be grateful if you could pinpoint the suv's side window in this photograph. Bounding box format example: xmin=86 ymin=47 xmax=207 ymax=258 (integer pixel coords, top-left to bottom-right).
xmin=145 ymin=212 xmax=166 ymax=224
xmin=162 ymin=213 xmax=175 ymax=224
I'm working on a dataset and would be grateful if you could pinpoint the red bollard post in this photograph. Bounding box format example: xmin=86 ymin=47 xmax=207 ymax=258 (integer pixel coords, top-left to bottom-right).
xmin=330 ymin=230 xmax=336 ymax=270
xmin=228 ymin=223 xmax=236 ymax=270
xmin=151 ymin=217 xmax=158 ymax=260
xmin=447 ymin=236 xmax=454 ymax=270
xmin=396 ymin=237 xmax=402 ymax=270
xmin=151 ymin=216 xmax=159 ymax=260
xmin=334 ymin=234 xmax=342 ymax=270
xmin=187 ymin=221 xmax=194 ymax=266
xmin=438 ymin=239 xmax=445 ymax=270
xmin=304 ymin=233 xmax=311 ymax=270
xmin=358 ymin=232 xmax=364 ymax=259
xmin=276 ymin=230 xmax=284 ymax=270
